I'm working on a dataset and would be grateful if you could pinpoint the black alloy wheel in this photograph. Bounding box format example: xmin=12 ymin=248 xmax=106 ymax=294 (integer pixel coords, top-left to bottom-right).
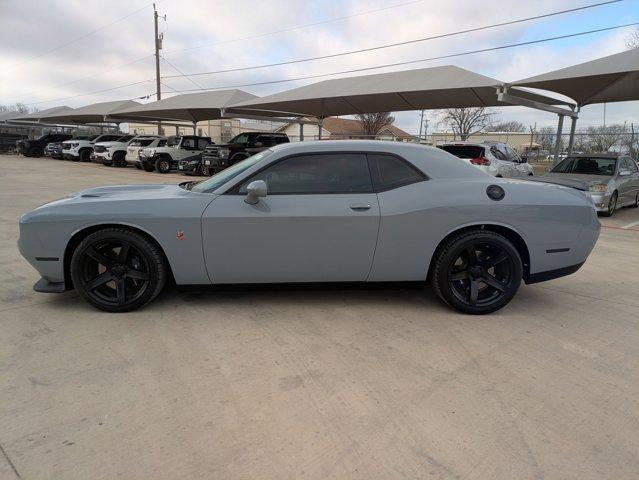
xmin=433 ymin=230 xmax=522 ymax=314
xmin=70 ymin=228 xmax=166 ymax=312
xmin=112 ymin=151 xmax=127 ymax=167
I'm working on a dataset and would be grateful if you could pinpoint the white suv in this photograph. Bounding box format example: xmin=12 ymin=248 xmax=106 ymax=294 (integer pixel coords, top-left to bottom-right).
xmin=438 ymin=141 xmax=534 ymax=178
xmin=91 ymin=134 xmax=135 ymax=166
xmin=125 ymin=136 xmax=166 ymax=168
xmin=61 ymin=134 xmax=122 ymax=162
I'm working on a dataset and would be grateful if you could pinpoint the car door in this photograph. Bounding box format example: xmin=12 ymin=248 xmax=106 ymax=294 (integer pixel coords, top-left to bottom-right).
xmin=626 ymin=158 xmax=639 ymax=203
xmin=617 ymin=157 xmax=636 ymax=204
xmin=201 ymin=152 xmax=380 ymax=283
xmin=506 ymin=146 xmax=526 ymax=176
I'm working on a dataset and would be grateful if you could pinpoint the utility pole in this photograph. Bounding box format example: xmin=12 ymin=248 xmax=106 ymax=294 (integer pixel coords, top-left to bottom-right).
xmin=418 ymin=110 xmax=424 ymax=143
xmin=153 ymin=3 xmax=165 ymax=135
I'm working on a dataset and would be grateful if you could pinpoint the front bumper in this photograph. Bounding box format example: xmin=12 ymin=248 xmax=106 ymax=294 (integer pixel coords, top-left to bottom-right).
xmin=178 ymin=160 xmax=203 ymax=175
xmin=587 ymin=192 xmax=611 ymax=212
xmin=202 ymin=156 xmax=229 ymax=172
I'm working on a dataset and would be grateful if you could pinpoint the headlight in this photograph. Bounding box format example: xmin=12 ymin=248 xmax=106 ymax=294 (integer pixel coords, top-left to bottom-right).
xmin=219 ymin=148 xmax=230 ymax=159
xmin=589 ymin=183 xmax=608 ymax=192
xmin=71 ymin=143 xmax=79 ymax=148
xmin=147 ymin=149 xmax=156 ymax=157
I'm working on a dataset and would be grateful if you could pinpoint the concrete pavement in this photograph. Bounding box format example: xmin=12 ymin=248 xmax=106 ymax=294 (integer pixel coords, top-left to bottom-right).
xmin=1 ymin=155 xmax=638 ymax=479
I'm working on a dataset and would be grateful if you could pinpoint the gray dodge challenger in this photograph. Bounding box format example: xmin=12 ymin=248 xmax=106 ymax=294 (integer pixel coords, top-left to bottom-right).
xmin=18 ymin=141 xmax=600 ymax=314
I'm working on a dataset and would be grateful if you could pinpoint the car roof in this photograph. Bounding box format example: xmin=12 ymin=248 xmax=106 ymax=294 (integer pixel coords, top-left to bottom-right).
xmin=566 ymin=153 xmax=620 ymax=158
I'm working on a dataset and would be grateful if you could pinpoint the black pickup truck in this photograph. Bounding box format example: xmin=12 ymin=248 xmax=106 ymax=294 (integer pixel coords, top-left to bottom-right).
xmin=201 ymin=132 xmax=289 ymax=175
xmin=16 ymin=133 xmax=73 ymax=157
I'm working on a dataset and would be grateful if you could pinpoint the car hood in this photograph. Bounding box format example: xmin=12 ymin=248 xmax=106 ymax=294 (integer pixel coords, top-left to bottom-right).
xmin=20 ymin=184 xmax=215 ymax=223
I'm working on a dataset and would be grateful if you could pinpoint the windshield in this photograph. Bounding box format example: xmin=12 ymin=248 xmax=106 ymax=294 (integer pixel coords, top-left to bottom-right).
xmin=229 ymin=133 xmax=250 ymax=145
xmin=551 ymin=157 xmax=617 ymax=176
xmin=117 ymin=135 xmax=134 ymax=142
xmin=439 ymin=145 xmax=484 ymax=159
xmin=167 ymin=136 xmax=181 ymax=147
xmin=192 ymin=150 xmax=273 ymax=193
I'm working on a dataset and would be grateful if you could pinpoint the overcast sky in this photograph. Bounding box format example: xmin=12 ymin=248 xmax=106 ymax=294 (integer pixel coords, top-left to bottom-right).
xmin=1 ymin=0 xmax=638 ymax=134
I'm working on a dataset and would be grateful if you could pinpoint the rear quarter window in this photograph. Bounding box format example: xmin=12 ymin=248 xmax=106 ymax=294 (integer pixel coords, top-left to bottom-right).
xmin=367 ymin=153 xmax=426 ymax=191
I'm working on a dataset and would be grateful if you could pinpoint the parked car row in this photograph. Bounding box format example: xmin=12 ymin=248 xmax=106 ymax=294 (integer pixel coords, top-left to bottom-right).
xmin=20 ymin=130 xmax=292 ymax=176
xmin=437 ymin=141 xmax=535 ymax=178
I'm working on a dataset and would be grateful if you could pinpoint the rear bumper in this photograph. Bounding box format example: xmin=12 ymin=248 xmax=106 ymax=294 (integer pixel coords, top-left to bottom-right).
xmin=525 ymin=262 xmax=584 ymax=284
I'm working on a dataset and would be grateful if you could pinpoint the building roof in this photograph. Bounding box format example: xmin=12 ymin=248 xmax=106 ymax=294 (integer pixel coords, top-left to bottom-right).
xmin=322 ymin=117 xmax=411 ymax=138
xmin=513 ymin=47 xmax=639 ymax=106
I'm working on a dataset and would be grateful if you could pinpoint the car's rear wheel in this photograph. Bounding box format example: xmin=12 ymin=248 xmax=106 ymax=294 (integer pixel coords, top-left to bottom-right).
xmin=630 ymin=192 xmax=639 ymax=208
xmin=70 ymin=228 xmax=167 ymax=312
xmin=432 ymin=230 xmax=522 ymax=314
xmin=155 ymin=157 xmax=171 ymax=173
xmin=142 ymin=162 xmax=155 ymax=172
xmin=601 ymin=192 xmax=617 ymax=217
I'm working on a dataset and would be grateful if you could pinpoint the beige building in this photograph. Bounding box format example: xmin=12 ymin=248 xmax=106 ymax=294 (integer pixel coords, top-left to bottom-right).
xmin=276 ymin=117 xmax=413 ymax=142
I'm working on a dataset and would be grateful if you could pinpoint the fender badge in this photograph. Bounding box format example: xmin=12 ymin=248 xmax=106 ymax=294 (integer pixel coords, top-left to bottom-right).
xmin=176 ymin=230 xmax=185 ymax=240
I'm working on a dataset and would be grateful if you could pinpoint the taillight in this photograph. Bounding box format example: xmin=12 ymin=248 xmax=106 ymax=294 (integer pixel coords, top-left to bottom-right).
xmin=470 ymin=157 xmax=491 ymax=166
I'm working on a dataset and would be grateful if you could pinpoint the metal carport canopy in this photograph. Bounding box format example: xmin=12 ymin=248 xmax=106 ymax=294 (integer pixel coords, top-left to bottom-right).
xmin=9 ymin=106 xmax=74 ymax=122
xmin=107 ymin=89 xmax=259 ymax=123
xmin=512 ymin=47 xmax=639 ymax=106
xmin=38 ymin=100 xmax=141 ymax=124
xmin=225 ymin=65 xmax=572 ymax=118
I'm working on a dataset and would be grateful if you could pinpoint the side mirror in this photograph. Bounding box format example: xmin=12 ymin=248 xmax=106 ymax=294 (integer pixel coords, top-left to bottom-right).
xmin=519 ymin=157 xmax=527 ymax=163
xmin=244 ymin=180 xmax=267 ymax=204
xmin=619 ymin=169 xmax=631 ymax=177
xmin=253 ymin=141 xmax=263 ymax=148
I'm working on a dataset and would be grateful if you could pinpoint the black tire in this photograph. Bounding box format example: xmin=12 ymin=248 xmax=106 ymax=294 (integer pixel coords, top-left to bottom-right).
xmin=432 ymin=230 xmax=522 ymax=314
xmin=112 ymin=151 xmax=126 ymax=167
xmin=70 ymin=228 xmax=167 ymax=313
xmin=142 ymin=162 xmax=155 ymax=172
xmin=29 ymin=147 xmax=44 ymax=157
xmin=201 ymin=166 xmax=212 ymax=176
xmin=155 ymin=157 xmax=171 ymax=173
xmin=135 ymin=162 xmax=142 ymax=170
xmin=80 ymin=149 xmax=92 ymax=162
xmin=630 ymin=192 xmax=639 ymax=209
xmin=600 ymin=191 xmax=617 ymax=217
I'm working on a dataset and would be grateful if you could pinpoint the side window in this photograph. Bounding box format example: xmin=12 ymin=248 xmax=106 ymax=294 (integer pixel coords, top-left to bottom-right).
xmin=628 ymin=159 xmax=638 ymax=173
xmin=238 ymin=153 xmax=372 ymax=194
xmin=275 ymin=136 xmax=289 ymax=144
xmin=197 ymin=138 xmax=210 ymax=150
xmin=505 ymin=146 xmax=520 ymax=162
xmin=619 ymin=158 xmax=630 ymax=171
xmin=367 ymin=153 xmax=426 ymax=191
xmin=490 ymin=146 xmax=507 ymax=161
xmin=182 ymin=138 xmax=197 ymax=150
xmin=255 ymin=135 xmax=271 ymax=147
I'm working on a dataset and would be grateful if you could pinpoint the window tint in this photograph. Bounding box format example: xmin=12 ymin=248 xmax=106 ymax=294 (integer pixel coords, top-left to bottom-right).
xmin=256 ymin=135 xmax=272 ymax=146
xmin=551 ymin=157 xmax=617 ymax=175
xmin=627 ymin=158 xmax=638 ymax=172
xmin=239 ymin=153 xmax=372 ymax=194
xmin=367 ymin=154 xmax=425 ymax=191
xmin=439 ymin=145 xmax=484 ymax=159
xmin=274 ymin=136 xmax=289 ymax=144
xmin=197 ymin=138 xmax=210 ymax=149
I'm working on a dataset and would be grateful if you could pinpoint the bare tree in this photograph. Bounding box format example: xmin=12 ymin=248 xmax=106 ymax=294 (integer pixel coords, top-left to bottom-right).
xmin=627 ymin=29 xmax=639 ymax=49
xmin=586 ymin=124 xmax=625 ymax=152
xmin=535 ymin=126 xmax=556 ymax=152
xmin=485 ymin=120 xmax=526 ymax=132
xmin=439 ymin=107 xmax=494 ymax=140
xmin=355 ymin=112 xmax=395 ymax=137
xmin=0 ymin=103 xmax=34 ymax=114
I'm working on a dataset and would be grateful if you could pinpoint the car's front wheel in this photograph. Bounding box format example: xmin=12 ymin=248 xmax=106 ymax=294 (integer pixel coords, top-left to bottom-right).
xmin=155 ymin=157 xmax=171 ymax=173
xmin=70 ymin=228 xmax=167 ymax=312
xmin=80 ymin=149 xmax=91 ymax=162
xmin=601 ymin=192 xmax=617 ymax=217
xmin=432 ymin=230 xmax=522 ymax=314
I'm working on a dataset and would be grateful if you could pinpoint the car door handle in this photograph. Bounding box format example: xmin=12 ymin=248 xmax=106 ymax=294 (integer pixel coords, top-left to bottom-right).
xmin=350 ymin=203 xmax=372 ymax=211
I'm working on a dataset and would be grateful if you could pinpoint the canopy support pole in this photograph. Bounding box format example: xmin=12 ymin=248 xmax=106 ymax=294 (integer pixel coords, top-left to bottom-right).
xmin=192 ymin=121 xmax=197 ymax=135
xmin=299 ymin=122 xmax=304 ymax=142
xmin=318 ymin=117 xmax=324 ymax=140
xmin=567 ymin=116 xmax=578 ymax=155
xmin=553 ymin=114 xmax=565 ymax=166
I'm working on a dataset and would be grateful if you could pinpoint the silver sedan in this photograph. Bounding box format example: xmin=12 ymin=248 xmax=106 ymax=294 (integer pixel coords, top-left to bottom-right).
xmin=543 ymin=154 xmax=639 ymax=216
xmin=18 ymin=141 xmax=600 ymax=315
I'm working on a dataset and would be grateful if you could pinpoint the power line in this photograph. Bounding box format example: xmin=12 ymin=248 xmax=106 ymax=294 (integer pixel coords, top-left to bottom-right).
xmin=161 ymin=0 xmax=623 ymax=80
xmin=26 ymin=21 xmax=638 ymax=107
xmin=162 ymin=0 xmax=425 ymax=55
xmin=154 ymin=22 xmax=639 ymax=95
xmin=161 ymin=55 xmax=204 ymax=89
xmin=8 ymin=2 xmax=157 ymax=70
